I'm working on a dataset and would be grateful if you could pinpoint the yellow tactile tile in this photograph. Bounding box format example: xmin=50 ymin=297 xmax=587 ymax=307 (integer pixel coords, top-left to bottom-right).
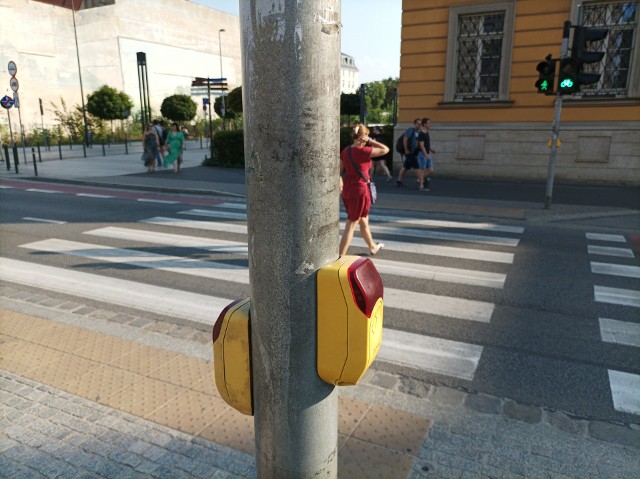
xmin=147 ymin=355 xmax=212 ymax=393
xmin=198 ymin=408 xmax=255 ymax=455
xmin=99 ymin=375 xmax=185 ymax=418
xmin=1 ymin=341 xmax=65 ymax=375
xmin=109 ymin=343 xmax=180 ymax=377
xmin=338 ymin=397 xmax=370 ymax=436
xmin=339 ymin=436 xmax=415 ymax=479
xmin=62 ymin=365 xmax=145 ymax=403
xmin=25 ymin=352 xmax=102 ymax=387
xmin=73 ymin=333 xmax=142 ymax=364
xmin=350 ymin=404 xmax=431 ymax=454
xmin=146 ymin=389 xmax=228 ymax=435
xmin=0 ymin=311 xmax=65 ymax=343
xmin=38 ymin=327 xmax=99 ymax=356
xmin=195 ymin=370 xmax=219 ymax=397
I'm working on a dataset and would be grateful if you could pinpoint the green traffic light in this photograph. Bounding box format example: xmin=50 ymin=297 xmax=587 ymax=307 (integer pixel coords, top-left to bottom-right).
xmin=540 ymin=80 xmax=549 ymax=91
xmin=560 ymin=78 xmax=574 ymax=88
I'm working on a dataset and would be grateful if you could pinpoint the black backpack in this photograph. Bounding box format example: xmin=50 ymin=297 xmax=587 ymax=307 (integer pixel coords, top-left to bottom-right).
xmin=395 ymin=134 xmax=405 ymax=154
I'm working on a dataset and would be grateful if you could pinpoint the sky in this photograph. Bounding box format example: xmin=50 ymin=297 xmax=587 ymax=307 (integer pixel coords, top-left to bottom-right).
xmin=189 ymin=0 xmax=402 ymax=84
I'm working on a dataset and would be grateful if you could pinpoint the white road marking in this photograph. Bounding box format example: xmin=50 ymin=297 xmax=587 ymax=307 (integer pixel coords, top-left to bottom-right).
xmin=144 ymin=218 xmax=514 ymax=263
xmin=588 ymin=245 xmax=635 ymax=258
xmin=586 ymin=233 xmax=627 ymax=243
xmin=594 ymin=286 xmax=640 ymax=308
xmin=19 ymin=239 xmax=250 ymax=285
xmin=0 ymin=185 xmax=14 ymax=189
xmin=26 ymin=189 xmax=62 ymax=194
xmin=22 ymin=217 xmax=67 ymax=224
xmin=137 ymin=198 xmax=180 ymax=204
xmin=0 ymin=258 xmax=231 ymax=325
xmin=608 ymin=370 xmax=640 ymax=415
xmin=179 ymin=209 xmax=519 ymax=247
xmin=84 ymin=227 xmax=248 ymax=254
xmin=76 ymin=193 xmax=114 ymax=199
xmin=378 ymin=329 xmax=483 ymax=381
xmin=17 ymin=239 xmax=495 ymax=321
xmin=599 ymin=318 xmax=640 ymax=348
xmin=591 ymin=262 xmax=640 ymax=279
xmin=372 ymin=258 xmax=506 ymax=289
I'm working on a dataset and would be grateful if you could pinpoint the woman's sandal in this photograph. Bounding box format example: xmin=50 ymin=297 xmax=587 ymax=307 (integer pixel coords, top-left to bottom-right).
xmin=370 ymin=242 xmax=385 ymax=256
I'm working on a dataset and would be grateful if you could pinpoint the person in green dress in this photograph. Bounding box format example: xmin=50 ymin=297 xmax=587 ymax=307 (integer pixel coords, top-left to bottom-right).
xmin=163 ymin=123 xmax=185 ymax=173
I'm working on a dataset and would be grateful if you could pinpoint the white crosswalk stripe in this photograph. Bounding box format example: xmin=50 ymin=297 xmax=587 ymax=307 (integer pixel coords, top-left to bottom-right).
xmin=588 ymin=245 xmax=635 ymax=258
xmin=608 ymin=370 xmax=640 ymax=415
xmin=5 ymin=205 xmax=529 ymax=383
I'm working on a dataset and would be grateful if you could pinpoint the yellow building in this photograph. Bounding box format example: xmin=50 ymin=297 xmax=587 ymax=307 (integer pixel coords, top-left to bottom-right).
xmin=396 ymin=0 xmax=639 ymax=184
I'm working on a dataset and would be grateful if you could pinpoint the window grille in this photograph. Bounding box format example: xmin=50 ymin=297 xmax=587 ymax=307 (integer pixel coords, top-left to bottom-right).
xmin=455 ymin=12 xmax=505 ymax=100
xmin=581 ymin=1 xmax=637 ymax=96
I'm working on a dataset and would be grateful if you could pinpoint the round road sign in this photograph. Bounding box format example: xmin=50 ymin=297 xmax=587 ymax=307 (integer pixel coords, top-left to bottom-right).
xmin=10 ymin=77 xmax=19 ymax=92
xmin=1 ymin=95 xmax=14 ymax=109
xmin=8 ymin=61 xmax=17 ymax=77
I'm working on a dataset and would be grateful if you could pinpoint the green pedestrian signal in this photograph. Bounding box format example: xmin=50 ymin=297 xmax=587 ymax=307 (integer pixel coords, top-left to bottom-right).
xmin=535 ymin=57 xmax=556 ymax=95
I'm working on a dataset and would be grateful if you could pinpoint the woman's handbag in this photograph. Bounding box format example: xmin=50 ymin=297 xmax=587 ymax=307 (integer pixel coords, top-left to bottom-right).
xmin=347 ymin=146 xmax=377 ymax=203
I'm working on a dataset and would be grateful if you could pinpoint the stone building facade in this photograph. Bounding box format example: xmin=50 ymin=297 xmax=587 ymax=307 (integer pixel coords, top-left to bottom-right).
xmin=396 ymin=0 xmax=640 ymax=184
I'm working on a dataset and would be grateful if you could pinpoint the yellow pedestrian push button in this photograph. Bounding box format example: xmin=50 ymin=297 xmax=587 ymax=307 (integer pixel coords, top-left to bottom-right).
xmin=317 ymin=256 xmax=384 ymax=386
xmin=212 ymin=298 xmax=253 ymax=415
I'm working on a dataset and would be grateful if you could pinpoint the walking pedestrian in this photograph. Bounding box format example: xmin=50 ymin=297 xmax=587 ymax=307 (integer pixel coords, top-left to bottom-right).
xmin=164 ymin=123 xmax=185 ymax=174
xmin=339 ymin=123 xmax=389 ymax=257
xmin=152 ymin=120 xmax=165 ymax=167
xmin=142 ymin=124 xmax=159 ymax=174
xmin=417 ymin=117 xmax=436 ymax=191
xmin=371 ymin=126 xmax=392 ymax=182
xmin=396 ymin=118 xmax=422 ymax=187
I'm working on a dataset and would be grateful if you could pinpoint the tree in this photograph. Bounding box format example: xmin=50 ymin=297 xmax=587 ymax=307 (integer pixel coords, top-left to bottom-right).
xmin=50 ymin=97 xmax=102 ymax=143
xmin=160 ymin=94 xmax=197 ymax=122
xmin=87 ymin=85 xmax=133 ymax=141
xmin=227 ymin=86 xmax=243 ymax=113
xmin=340 ymin=93 xmax=360 ymax=125
xmin=214 ymin=96 xmax=237 ymax=121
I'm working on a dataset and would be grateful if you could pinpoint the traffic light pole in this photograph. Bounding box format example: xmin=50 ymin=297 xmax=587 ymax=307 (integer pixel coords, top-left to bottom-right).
xmin=544 ymin=21 xmax=571 ymax=210
xmin=240 ymin=0 xmax=340 ymax=477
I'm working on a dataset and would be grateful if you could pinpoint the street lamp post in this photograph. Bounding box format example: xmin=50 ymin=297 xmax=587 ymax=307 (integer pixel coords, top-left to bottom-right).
xmin=218 ymin=28 xmax=225 ymax=130
xmin=70 ymin=0 xmax=89 ymax=158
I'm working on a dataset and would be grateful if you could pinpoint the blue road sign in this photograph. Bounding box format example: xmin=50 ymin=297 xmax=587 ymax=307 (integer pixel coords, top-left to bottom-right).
xmin=1 ymin=95 xmax=14 ymax=109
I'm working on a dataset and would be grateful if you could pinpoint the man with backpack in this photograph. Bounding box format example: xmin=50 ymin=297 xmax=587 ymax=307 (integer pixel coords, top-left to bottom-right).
xmin=395 ymin=118 xmax=422 ymax=187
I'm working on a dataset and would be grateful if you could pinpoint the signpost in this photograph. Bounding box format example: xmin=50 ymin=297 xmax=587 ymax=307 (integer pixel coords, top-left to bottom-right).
xmin=1 ymin=93 xmax=18 ymax=172
xmin=191 ymin=77 xmax=227 ymax=160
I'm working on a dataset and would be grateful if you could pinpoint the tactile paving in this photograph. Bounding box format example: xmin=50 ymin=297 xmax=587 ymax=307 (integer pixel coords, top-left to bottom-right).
xmin=62 ymin=365 xmax=145 ymax=403
xmin=350 ymin=403 xmax=431 ymax=454
xmin=146 ymin=389 xmax=228 ymax=435
xmin=198 ymin=408 xmax=255 ymax=455
xmin=1 ymin=341 xmax=64 ymax=375
xmin=147 ymin=355 xmax=211 ymax=392
xmin=99 ymin=375 xmax=185 ymax=418
xmin=339 ymin=436 xmax=415 ymax=479
xmin=109 ymin=343 xmax=179 ymax=376
xmin=0 ymin=311 xmax=64 ymax=343
xmin=26 ymin=352 xmax=102 ymax=387
xmin=73 ymin=333 xmax=142 ymax=364
xmin=338 ymin=396 xmax=370 ymax=436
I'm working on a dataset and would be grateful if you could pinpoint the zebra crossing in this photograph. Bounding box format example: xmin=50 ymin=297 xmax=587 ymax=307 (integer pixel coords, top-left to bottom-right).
xmin=588 ymin=232 xmax=640 ymax=416
xmin=1 ymin=201 xmax=524 ymax=385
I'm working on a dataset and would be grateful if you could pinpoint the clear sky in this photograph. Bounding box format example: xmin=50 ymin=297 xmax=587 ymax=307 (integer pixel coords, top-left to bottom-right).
xmin=189 ymin=0 xmax=402 ymax=83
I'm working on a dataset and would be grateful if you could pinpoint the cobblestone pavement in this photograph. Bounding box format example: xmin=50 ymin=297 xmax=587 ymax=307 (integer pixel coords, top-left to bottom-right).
xmin=2 ymin=284 xmax=639 ymax=478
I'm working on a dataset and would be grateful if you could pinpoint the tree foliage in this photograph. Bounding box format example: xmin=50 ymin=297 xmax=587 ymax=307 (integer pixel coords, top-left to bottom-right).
xmin=160 ymin=94 xmax=197 ymax=122
xmin=214 ymin=96 xmax=236 ymax=120
xmin=340 ymin=93 xmax=360 ymax=117
xmin=87 ymin=85 xmax=133 ymax=120
xmin=227 ymin=87 xmax=243 ymax=113
xmin=50 ymin=98 xmax=103 ymax=142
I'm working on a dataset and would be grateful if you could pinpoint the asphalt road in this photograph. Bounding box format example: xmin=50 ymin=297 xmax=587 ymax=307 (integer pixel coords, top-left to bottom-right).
xmin=1 ymin=182 xmax=638 ymax=426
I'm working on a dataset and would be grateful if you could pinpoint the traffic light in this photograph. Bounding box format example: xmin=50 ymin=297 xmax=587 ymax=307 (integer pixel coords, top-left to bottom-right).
xmin=558 ymin=58 xmax=579 ymax=94
xmin=535 ymin=58 xmax=556 ymax=95
xmin=571 ymin=25 xmax=608 ymax=90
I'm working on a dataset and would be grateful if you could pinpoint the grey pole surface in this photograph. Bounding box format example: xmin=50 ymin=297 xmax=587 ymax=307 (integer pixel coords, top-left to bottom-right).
xmin=218 ymin=29 xmax=226 ymax=130
xmin=544 ymin=20 xmax=571 ymax=210
xmin=240 ymin=1 xmax=341 ymax=477
xmin=70 ymin=0 xmax=88 ymax=158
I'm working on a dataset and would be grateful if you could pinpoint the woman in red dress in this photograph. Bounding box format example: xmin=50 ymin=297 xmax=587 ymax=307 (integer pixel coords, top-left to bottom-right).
xmin=339 ymin=124 xmax=390 ymax=256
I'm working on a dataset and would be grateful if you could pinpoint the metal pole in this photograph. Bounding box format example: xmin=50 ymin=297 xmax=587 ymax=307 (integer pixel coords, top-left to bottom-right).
xmin=544 ymin=21 xmax=571 ymax=209
xmin=208 ymin=83 xmax=213 ymax=161
xmin=240 ymin=1 xmax=340 ymax=477
xmin=4 ymin=145 xmax=10 ymax=171
xmin=70 ymin=0 xmax=88 ymax=158
xmin=17 ymin=107 xmax=27 ymax=163
xmin=31 ymin=147 xmax=38 ymax=176
xmin=219 ymin=29 xmax=226 ymax=131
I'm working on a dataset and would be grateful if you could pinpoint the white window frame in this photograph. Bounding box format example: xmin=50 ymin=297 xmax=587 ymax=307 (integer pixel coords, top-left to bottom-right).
xmin=444 ymin=1 xmax=515 ymax=102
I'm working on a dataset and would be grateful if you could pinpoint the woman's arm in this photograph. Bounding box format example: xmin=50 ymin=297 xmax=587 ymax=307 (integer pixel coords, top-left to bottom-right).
xmin=362 ymin=136 xmax=389 ymax=158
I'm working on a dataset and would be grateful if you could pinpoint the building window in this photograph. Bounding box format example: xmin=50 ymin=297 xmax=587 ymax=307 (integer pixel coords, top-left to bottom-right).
xmin=444 ymin=1 xmax=515 ymax=102
xmin=578 ymin=1 xmax=638 ymax=97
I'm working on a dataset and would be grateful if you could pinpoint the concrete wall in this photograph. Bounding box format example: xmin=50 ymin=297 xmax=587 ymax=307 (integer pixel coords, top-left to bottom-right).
xmin=393 ymin=121 xmax=640 ymax=184
xmin=0 ymin=0 xmax=240 ymax=131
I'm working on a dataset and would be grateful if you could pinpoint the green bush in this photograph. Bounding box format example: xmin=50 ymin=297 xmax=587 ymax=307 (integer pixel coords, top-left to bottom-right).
xmin=202 ymin=130 xmax=244 ymax=168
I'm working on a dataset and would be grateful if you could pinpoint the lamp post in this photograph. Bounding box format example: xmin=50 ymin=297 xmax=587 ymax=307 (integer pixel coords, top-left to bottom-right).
xmin=218 ymin=28 xmax=225 ymax=130
xmin=69 ymin=0 xmax=89 ymax=158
